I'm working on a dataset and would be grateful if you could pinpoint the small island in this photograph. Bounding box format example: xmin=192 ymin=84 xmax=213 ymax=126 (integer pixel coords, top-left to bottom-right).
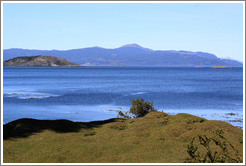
xmin=3 ymin=55 xmax=81 ymax=67
xmin=211 ymin=66 xmax=230 ymax=68
xmin=194 ymin=66 xmax=205 ymax=68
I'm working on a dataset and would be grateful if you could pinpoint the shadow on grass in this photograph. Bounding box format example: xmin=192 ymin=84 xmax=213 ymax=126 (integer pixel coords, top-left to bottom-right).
xmin=3 ymin=118 xmax=119 ymax=140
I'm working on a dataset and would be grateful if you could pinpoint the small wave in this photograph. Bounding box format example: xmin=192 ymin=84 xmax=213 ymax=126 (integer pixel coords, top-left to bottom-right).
xmin=130 ymin=92 xmax=147 ymax=95
xmin=3 ymin=91 xmax=59 ymax=99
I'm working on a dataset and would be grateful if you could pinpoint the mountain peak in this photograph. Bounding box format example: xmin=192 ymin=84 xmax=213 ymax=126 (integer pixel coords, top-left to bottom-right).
xmin=120 ymin=43 xmax=153 ymax=51
xmin=121 ymin=43 xmax=143 ymax=48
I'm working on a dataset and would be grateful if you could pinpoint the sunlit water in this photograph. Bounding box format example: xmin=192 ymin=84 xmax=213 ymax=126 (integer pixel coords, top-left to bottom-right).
xmin=3 ymin=67 xmax=243 ymax=128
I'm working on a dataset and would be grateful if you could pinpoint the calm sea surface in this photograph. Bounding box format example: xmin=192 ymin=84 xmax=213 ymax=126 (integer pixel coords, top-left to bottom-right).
xmin=3 ymin=67 xmax=243 ymax=128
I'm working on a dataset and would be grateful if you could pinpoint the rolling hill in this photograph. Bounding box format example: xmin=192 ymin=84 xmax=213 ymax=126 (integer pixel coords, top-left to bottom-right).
xmin=3 ymin=111 xmax=243 ymax=163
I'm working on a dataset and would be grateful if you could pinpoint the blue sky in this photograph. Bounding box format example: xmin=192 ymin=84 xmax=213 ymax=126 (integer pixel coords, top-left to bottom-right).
xmin=3 ymin=2 xmax=244 ymax=61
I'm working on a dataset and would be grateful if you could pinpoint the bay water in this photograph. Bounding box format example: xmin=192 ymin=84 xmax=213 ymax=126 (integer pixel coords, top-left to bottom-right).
xmin=3 ymin=67 xmax=243 ymax=128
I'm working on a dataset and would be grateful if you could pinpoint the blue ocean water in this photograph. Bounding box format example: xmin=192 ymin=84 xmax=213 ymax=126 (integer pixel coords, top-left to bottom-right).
xmin=3 ymin=67 xmax=244 ymax=128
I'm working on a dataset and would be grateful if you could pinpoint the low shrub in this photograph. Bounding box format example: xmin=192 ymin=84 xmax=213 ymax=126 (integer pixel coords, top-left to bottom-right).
xmin=185 ymin=130 xmax=242 ymax=163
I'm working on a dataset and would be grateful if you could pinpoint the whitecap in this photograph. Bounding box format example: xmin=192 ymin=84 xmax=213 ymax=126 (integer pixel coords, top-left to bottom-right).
xmin=130 ymin=92 xmax=147 ymax=95
xmin=3 ymin=91 xmax=59 ymax=99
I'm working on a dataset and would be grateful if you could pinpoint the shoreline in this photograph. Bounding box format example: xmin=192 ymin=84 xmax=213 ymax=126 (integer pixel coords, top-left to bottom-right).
xmin=3 ymin=108 xmax=243 ymax=129
xmin=3 ymin=66 xmax=244 ymax=68
xmin=3 ymin=103 xmax=243 ymax=129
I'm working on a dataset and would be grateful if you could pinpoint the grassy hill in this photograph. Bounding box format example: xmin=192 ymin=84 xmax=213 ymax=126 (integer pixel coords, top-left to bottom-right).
xmin=3 ymin=111 xmax=243 ymax=163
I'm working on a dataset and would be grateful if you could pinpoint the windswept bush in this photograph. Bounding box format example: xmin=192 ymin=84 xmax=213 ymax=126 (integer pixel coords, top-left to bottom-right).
xmin=129 ymin=98 xmax=157 ymax=118
xmin=118 ymin=98 xmax=157 ymax=119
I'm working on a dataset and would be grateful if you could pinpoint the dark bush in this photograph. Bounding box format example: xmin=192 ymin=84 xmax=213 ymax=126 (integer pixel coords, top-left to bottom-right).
xmin=129 ymin=98 xmax=157 ymax=118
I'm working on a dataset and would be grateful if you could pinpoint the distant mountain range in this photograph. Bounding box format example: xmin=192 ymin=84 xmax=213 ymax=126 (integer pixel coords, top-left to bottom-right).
xmin=3 ymin=56 xmax=81 ymax=67
xmin=3 ymin=44 xmax=243 ymax=67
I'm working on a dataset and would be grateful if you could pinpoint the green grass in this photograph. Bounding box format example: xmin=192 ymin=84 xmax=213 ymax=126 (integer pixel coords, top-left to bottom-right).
xmin=3 ymin=111 xmax=243 ymax=163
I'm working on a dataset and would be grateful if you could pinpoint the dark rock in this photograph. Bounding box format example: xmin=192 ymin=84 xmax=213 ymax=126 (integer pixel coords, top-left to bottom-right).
xmin=226 ymin=113 xmax=236 ymax=116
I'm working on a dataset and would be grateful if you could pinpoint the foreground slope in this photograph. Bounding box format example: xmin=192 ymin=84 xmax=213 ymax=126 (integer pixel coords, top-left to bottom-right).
xmin=3 ymin=112 xmax=243 ymax=163
xmin=3 ymin=55 xmax=81 ymax=67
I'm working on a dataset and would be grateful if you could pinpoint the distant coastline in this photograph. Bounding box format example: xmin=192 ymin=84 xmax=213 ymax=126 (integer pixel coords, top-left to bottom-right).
xmin=3 ymin=44 xmax=243 ymax=67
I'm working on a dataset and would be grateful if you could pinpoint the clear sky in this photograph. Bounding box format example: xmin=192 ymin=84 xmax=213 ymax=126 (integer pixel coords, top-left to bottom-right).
xmin=3 ymin=2 xmax=244 ymax=61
